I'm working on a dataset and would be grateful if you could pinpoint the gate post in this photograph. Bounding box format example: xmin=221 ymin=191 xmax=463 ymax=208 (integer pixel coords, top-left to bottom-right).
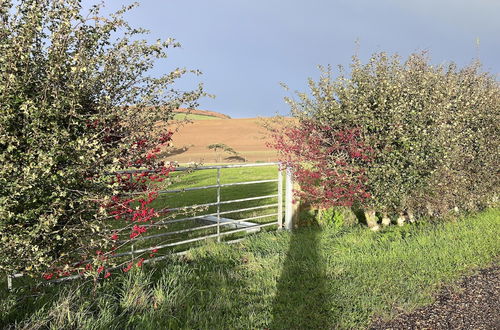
xmin=216 ymin=167 xmax=221 ymax=242
xmin=277 ymin=165 xmax=283 ymax=229
xmin=284 ymin=166 xmax=295 ymax=230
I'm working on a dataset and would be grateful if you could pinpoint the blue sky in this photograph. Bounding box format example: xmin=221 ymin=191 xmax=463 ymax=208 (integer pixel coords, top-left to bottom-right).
xmin=82 ymin=0 xmax=500 ymax=118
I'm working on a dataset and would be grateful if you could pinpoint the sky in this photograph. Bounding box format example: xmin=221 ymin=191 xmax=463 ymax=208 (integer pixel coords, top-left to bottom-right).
xmin=82 ymin=0 xmax=500 ymax=118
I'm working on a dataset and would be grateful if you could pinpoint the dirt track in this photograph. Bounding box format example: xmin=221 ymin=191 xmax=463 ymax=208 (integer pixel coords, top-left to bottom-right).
xmin=164 ymin=118 xmax=278 ymax=163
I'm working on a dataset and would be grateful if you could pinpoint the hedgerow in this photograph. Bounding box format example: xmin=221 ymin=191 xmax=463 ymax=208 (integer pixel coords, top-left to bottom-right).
xmin=273 ymin=52 xmax=499 ymax=226
xmin=0 ymin=0 xmax=204 ymax=277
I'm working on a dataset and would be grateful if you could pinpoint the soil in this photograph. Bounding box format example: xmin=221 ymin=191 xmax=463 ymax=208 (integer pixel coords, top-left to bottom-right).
xmin=370 ymin=264 xmax=500 ymax=330
xmin=163 ymin=118 xmax=278 ymax=163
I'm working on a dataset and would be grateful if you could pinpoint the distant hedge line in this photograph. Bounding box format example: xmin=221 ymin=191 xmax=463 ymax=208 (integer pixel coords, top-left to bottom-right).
xmin=276 ymin=52 xmax=499 ymax=225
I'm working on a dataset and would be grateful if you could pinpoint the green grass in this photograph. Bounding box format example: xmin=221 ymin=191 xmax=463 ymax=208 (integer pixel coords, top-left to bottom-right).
xmin=109 ymin=165 xmax=283 ymax=256
xmin=156 ymin=165 xmax=281 ymax=214
xmin=171 ymin=113 xmax=220 ymax=120
xmin=2 ymin=208 xmax=499 ymax=329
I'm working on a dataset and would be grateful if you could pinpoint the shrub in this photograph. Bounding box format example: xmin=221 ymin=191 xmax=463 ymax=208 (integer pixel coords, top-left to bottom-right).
xmin=268 ymin=118 xmax=374 ymax=209
xmin=0 ymin=0 xmax=204 ymax=277
xmin=207 ymin=143 xmax=240 ymax=163
xmin=273 ymin=52 xmax=499 ymax=224
xmin=316 ymin=208 xmax=344 ymax=229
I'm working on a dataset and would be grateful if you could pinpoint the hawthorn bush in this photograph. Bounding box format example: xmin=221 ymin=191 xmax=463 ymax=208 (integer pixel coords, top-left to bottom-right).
xmin=274 ymin=52 xmax=499 ymax=226
xmin=269 ymin=119 xmax=374 ymax=209
xmin=0 ymin=0 xmax=204 ymax=277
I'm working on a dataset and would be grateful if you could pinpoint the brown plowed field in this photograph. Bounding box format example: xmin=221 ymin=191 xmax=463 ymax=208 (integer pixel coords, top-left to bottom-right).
xmin=164 ymin=118 xmax=278 ymax=163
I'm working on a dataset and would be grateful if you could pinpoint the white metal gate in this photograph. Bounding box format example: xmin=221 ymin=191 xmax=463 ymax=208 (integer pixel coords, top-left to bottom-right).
xmin=7 ymin=163 xmax=294 ymax=288
xmin=112 ymin=162 xmax=294 ymax=262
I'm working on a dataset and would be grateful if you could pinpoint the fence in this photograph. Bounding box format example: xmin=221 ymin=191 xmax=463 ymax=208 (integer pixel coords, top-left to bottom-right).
xmin=111 ymin=162 xmax=294 ymax=262
xmin=7 ymin=163 xmax=295 ymax=289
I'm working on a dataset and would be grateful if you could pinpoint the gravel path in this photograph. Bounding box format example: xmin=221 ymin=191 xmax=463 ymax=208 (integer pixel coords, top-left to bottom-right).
xmin=370 ymin=264 xmax=500 ymax=330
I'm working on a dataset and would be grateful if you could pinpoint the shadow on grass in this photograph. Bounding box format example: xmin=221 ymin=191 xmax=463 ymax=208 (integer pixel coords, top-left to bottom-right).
xmin=270 ymin=227 xmax=330 ymax=329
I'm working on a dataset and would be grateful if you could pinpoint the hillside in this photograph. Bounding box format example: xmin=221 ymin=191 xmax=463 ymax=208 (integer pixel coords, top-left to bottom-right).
xmin=172 ymin=108 xmax=231 ymax=120
xmin=164 ymin=118 xmax=278 ymax=163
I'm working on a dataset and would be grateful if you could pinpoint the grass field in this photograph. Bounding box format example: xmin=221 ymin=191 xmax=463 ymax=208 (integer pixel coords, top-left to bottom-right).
xmin=109 ymin=165 xmax=283 ymax=257
xmin=171 ymin=113 xmax=220 ymax=121
xmin=2 ymin=207 xmax=499 ymax=329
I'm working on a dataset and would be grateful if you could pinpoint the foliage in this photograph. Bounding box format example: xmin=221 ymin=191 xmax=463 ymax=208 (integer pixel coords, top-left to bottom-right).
xmin=316 ymin=207 xmax=345 ymax=229
xmin=268 ymin=118 xmax=374 ymax=208
xmin=275 ymin=52 xmax=499 ymax=219
xmin=207 ymin=143 xmax=240 ymax=162
xmin=0 ymin=0 xmax=204 ymax=277
xmin=207 ymin=143 xmax=238 ymax=155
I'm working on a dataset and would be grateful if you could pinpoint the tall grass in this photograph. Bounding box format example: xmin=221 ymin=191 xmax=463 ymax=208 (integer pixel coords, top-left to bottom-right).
xmin=2 ymin=208 xmax=499 ymax=329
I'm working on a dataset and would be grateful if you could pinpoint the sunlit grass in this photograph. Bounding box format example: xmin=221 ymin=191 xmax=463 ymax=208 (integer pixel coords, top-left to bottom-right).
xmin=2 ymin=208 xmax=499 ymax=329
xmin=110 ymin=165 xmax=284 ymax=261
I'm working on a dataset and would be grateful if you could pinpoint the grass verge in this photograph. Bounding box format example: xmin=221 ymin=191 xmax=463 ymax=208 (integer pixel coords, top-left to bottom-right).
xmin=1 ymin=208 xmax=499 ymax=329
